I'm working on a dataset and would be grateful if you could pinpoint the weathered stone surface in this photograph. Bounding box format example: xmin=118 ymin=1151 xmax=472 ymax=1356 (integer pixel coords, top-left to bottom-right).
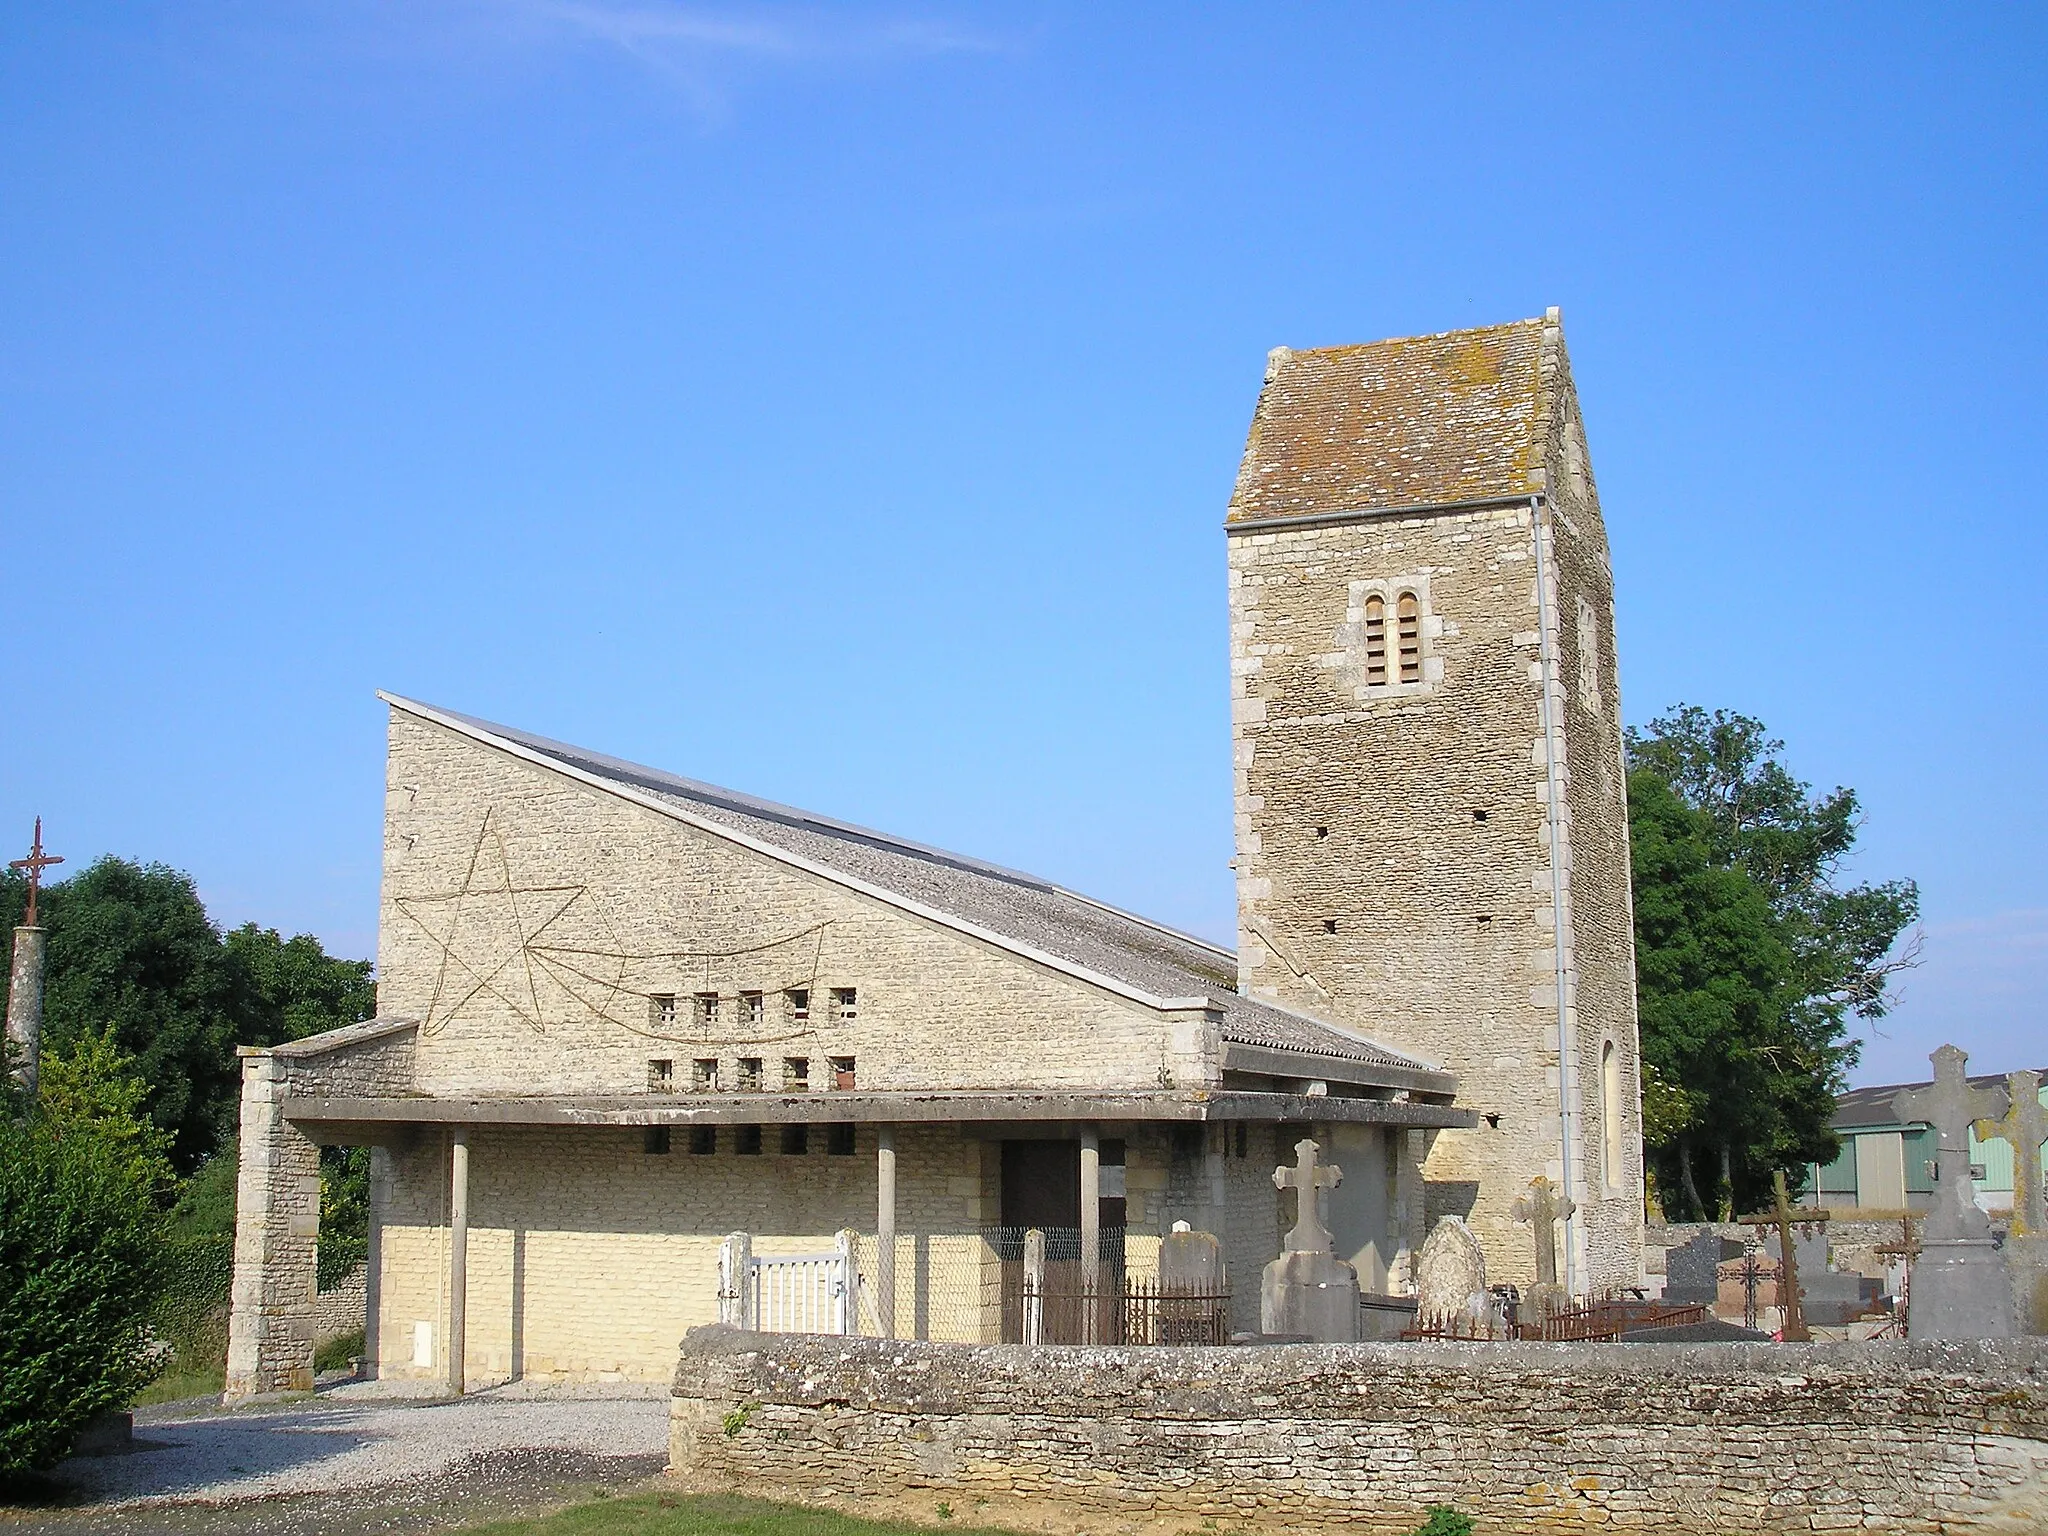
xmin=670 ymin=1328 xmax=2048 ymax=1534
xmin=1227 ymin=314 xmax=1645 ymax=1293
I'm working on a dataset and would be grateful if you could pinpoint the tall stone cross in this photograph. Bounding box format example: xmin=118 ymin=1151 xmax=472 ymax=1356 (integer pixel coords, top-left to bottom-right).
xmin=1975 ymin=1070 xmax=2047 ymax=1238
xmin=8 ymin=818 xmax=62 ymax=1101
xmin=1894 ymin=1044 xmax=2008 ymax=1242
xmin=9 ymin=818 xmax=62 ymax=927
xmin=1511 ymin=1175 xmax=1576 ymax=1289
xmin=1273 ymin=1137 xmax=1342 ymax=1254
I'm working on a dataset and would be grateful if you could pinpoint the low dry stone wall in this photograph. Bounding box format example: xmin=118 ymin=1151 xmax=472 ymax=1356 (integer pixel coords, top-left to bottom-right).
xmin=669 ymin=1326 xmax=2048 ymax=1534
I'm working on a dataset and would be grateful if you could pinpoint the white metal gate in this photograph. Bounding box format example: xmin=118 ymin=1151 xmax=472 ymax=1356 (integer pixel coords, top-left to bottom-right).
xmin=718 ymin=1230 xmax=855 ymax=1335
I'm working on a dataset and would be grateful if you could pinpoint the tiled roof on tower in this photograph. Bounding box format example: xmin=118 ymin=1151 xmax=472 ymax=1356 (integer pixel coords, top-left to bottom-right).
xmin=1227 ymin=314 xmax=1553 ymax=523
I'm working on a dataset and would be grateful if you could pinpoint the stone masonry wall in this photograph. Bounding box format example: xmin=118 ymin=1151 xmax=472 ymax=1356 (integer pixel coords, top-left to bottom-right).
xmin=378 ymin=711 xmax=1198 ymax=1099
xmin=1226 ymin=325 xmax=1642 ymax=1291
xmin=670 ymin=1330 xmax=2048 ymax=1534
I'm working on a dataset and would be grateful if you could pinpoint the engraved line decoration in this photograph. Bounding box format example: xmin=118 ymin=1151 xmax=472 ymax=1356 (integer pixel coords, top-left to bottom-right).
xmin=395 ymin=808 xmax=833 ymax=1045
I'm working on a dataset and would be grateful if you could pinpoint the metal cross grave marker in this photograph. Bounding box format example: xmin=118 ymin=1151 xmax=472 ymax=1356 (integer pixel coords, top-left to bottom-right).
xmin=1273 ymin=1137 xmax=1342 ymax=1254
xmin=1739 ymin=1169 xmax=1822 ymax=1342
xmin=1510 ymin=1175 xmax=1576 ymax=1289
xmin=1894 ymin=1044 xmax=2008 ymax=1241
xmin=9 ymin=818 xmax=62 ymax=928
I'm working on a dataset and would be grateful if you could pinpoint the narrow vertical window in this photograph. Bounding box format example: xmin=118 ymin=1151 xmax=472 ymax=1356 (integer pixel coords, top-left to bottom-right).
xmin=691 ymin=1058 xmax=718 ymax=1093
xmin=647 ymin=1059 xmax=675 ymax=1093
xmin=1601 ymin=1041 xmax=1625 ymax=1190
xmin=741 ymin=991 xmax=765 ymax=1027
xmin=1397 ymin=591 xmax=1421 ymax=683
xmin=786 ymin=988 xmax=810 ymax=1025
xmin=650 ymin=994 xmax=677 ymax=1028
xmin=737 ymin=1057 xmax=764 ymax=1093
xmin=694 ymin=992 xmax=719 ymax=1028
xmin=830 ymin=987 xmax=858 ymax=1024
xmin=783 ymin=1057 xmax=810 ymax=1092
xmin=829 ymin=1055 xmax=856 ymax=1090
xmin=1363 ymin=594 xmax=1387 ymax=685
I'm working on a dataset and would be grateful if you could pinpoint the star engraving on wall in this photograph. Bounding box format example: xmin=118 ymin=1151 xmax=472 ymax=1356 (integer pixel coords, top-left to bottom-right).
xmin=395 ymin=808 xmax=593 ymax=1036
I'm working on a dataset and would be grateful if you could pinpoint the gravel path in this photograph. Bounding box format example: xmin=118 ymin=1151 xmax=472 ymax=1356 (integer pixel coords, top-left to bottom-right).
xmin=6 ymin=1386 xmax=671 ymax=1534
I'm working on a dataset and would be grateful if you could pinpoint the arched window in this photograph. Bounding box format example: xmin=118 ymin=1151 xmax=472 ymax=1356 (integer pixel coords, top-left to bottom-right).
xmin=1362 ymin=595 xmax=1387 ymax=685
xmin=1396 ymin=592 xmax=1421 ymax=683
xmin=1601 ymin=1040 xmax=1625 ymax=1190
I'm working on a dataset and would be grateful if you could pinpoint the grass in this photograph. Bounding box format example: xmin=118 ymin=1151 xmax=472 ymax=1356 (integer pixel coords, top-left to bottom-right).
xmin=131 ymin=1361 xmax=226 ymax=1407
xmin=464 ymin=1491 xmax=1027 ymax=1536
xmin=316 ymin=1327 xmax=366 ymax=1374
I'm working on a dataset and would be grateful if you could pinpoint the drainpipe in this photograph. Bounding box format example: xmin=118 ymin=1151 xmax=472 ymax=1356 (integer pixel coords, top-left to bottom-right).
xmin=1530 ymin=493 xmax=1582 ymax=1294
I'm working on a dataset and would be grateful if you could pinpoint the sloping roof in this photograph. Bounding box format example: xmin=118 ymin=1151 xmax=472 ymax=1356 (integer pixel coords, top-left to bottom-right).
xmin=1228 ymin=316 xmax=1552 ymax=524
xmin=384 ymin=696 xmax=1443 ymax=1083
xmin=1833 ymin=1069 xmax=2048 ymax=1131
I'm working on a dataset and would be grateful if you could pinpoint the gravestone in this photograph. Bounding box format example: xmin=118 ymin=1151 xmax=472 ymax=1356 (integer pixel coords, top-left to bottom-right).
xmin=1511 ymin=1176 xmax=1574 ymax=1325
xmin=1775 ymin=1221 xmax=1884 ymax=1327
xmin=1259 ymin=1139 xmax=1358 ymax=1342
xmin=1663 ymin=1230 xmax=1741 ymax=1307
xmin=1895 ymin=1044 xmax=2014 ymax=1339
xmin=1159 ymin=1221 xmax=1225 ymax=1291
xmin=1415 ymin=1216 xmax=1499 ymax=1336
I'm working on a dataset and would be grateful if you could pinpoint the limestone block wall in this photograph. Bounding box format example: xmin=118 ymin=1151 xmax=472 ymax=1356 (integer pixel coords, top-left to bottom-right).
xmin=225 ymin=1022 xmax=418 ymax=1401
xmin=671 ymin=1331 xmax=2048 ymax=1535
xmin=378 ymin=711 xmax=1193 ymax=1100
xmin=375 ymin=1121 xmax=1009 ymax=1384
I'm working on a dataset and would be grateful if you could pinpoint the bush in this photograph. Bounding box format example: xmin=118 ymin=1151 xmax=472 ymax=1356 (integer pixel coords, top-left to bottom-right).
xmin=0 ymin=1109 xmax=166 ymax=1473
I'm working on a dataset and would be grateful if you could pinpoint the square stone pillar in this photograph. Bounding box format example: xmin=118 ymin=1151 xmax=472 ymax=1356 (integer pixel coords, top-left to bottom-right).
xmin=224 ymin=1052 xmax=321 ymax=1401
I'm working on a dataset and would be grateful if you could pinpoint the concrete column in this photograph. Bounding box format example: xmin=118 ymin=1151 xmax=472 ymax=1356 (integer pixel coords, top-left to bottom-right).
xmin=448 ymin=1127 xmax=469 ymax=1395
xmin=223 ymin=1052 xmax=321 ymax=1401
xmin=6 ymin=925 xmax=46 ymax=1100
xmin=363 ymin=1148 xmax=392 ymax=1377
xmin=876 ymin=1126 xmax=897 ymax=1339
xmin=1080 ymin=1126 xmax=1101 ymax=1342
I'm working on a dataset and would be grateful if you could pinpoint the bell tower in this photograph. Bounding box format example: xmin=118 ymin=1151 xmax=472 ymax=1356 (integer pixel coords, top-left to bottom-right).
xmin=1225 ymin=311 xmax=1644 ymax=1292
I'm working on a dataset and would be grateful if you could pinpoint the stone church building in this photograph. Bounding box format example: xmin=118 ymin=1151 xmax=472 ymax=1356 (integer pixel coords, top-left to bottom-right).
xmin=226 ymin=310 xmax=1643 ymax=1398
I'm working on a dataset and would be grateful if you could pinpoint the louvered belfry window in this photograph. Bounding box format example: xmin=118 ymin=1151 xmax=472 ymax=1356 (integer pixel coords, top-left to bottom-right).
xmin=1363 ymin=595 xmax=1388 ymax=685
xmin=1397 ymin=591 xmax=1422 ymax=683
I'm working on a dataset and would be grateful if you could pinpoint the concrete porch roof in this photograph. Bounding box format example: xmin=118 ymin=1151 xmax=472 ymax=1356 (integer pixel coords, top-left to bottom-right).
xmin=283 ymin=1087 xmax=1477 ymax=1146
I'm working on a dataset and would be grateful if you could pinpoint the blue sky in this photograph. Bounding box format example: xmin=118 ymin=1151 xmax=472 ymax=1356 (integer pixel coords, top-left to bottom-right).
xmin=2 ymin=4 xmax=2042 ymax=1087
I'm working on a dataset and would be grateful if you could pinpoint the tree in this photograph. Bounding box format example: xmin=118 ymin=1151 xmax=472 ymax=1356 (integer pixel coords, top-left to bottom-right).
xmin=1626 ymin=708 xmax=1919 ymax=1218
xmin=1627 ymin=706 xmax=1921 ymax=1034
xmin=1 ymin=858 xmax=377 ymax=1171
xmin=0 ymin=1036 xmax=168 ymax=1476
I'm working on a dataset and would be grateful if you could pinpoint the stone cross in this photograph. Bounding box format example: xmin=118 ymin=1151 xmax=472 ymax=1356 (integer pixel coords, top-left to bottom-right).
xmin=1510 ymin=1175 xmax=1575 ymax=1289
xmin=1974 ymin=1070 xmax=2046 ymax=1238
xmin=1272 ymin=1138 xmax=1342 ymax=1253
xmin=1895 ymin=1044 xmax=2008 ymax=1242
xmin=9 ymin=818 xmax=62 ymax=927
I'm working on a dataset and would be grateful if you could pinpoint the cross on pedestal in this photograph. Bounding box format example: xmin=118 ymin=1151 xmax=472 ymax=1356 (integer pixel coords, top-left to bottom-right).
xmin=9 ymin=818 xmax=63 ymax=928
xmin=1272 ymin=1138 xmax=1342 ymax=1254
xmin=1894 ymin=1044 xmax=2008 ymax=1242
xmin=1510 ymin=1175 xmax=1576 ymax=1289
xmin=1975 ymin=1070 xmax=2047 ymax=1238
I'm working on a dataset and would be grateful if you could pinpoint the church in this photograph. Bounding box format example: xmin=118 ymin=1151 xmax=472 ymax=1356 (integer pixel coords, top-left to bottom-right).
xmin=226 ymin=310 xmax=1644 ymax=1397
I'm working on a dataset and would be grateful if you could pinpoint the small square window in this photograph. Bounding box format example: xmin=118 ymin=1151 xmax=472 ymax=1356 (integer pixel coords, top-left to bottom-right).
xmin=735 ymin=1124 xmax=762 ymax=1156
xmin=688 ymin=1125 xmax=716 ymax=1155
xmin=648 ymin=1059 xmax=675 ymax=1092
xmin=651 ymin=994 xmax=677 ymax=1028
xmin=691 ymin=1058 xmax=718 ymax=1093
xmin=826 ymin=1123 xmax=855 ymax=1156
xmin=1322 ymin=918 xmax=1338 ymax=935
xmin=785 ymin=988 xmax=810 ymax=1024
xmin=829 ymin=987 xmax=858 ymax=1024
xmin=741 ymin=991 xmax=764 ymax=1026
xmin=780 ymin=1124 xmax=809 ymax=1156
xmin=829 ymin=1055 xmax=856 ymax=1091
xmin=783 ymin=1057 xmax=810 ymax=1092
xmin=737 ymin=1057 xmax=764 ymax=1093
xmin=694 ymin=992 xmax=719 ymax=1028
xmin=643 ymin=1126 xmax=672 ymax=1155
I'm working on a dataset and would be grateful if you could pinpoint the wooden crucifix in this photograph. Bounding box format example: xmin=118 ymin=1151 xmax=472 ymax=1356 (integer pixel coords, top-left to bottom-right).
xmin=1273 ymin=1137 xmax=1342 ymax=1254
xmin=1894 ymin=1044 xmax=2008 ymax=1242
xmin=1510 ymin=1175 xmax=1575 ymax=1289
xmin=1975 ymin=1069 xmax=2046 ymax=1238
xmin=9 ymin=818 xmax=62 ymax=927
